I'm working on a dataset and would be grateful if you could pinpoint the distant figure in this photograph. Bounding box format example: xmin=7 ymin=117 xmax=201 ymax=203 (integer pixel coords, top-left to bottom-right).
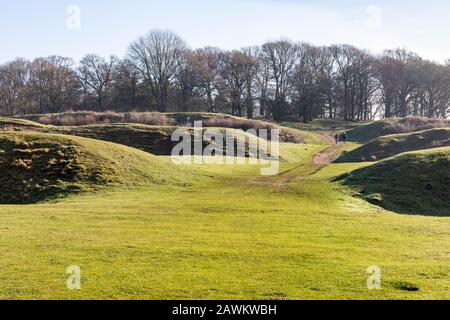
xmin=335 ymin=134 xmax=339 ymax=144
xmin=185 ymin=116 xmax=192 ymax=127
xmin=342 ymin=132 xmax=348 ymax=143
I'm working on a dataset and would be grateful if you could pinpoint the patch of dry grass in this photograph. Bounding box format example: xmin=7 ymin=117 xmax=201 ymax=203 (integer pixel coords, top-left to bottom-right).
xmin=37 ymin=111 xmax=175 ymax=126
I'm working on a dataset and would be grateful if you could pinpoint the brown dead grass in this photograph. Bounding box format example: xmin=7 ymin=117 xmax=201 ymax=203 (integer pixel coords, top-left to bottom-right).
xmin=37 ymin=112 xmax=175 ymax=127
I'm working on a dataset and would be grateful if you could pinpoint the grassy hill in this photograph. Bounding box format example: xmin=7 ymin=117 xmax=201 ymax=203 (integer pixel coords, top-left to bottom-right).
xmin=337 ymin=128 xmax=450 ymax=162
xmin=18 ymin=111 xmax=311 ymax=144
xmin=0 ymin=131 xmax=194 ymax=204
xmin=281 ymin=118 xmax=369 ymax=133
xmin=346 ymin=117 xmax=450 ymax=143
xmin=0 ymin=119 xmax=272 ymax=157
xmin=336 ymin=147 xmax=450 ymax=216
xmin=56 ymin=124 xmax=176 ymax=156
xmin=0 ymin=117 xmax=47 ymax=130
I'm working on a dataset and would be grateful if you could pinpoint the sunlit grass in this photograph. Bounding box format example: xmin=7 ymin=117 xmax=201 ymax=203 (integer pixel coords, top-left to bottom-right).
xmin=0 ymin=142 xmax=448 ymax=300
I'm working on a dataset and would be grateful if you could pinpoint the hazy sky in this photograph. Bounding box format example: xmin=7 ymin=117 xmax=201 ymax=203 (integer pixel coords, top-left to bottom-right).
xmin=1 ymin=0 xmax=449 ymax=63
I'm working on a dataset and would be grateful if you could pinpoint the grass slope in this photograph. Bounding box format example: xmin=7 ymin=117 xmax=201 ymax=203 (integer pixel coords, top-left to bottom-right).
xmin=18 ymin=112 xmax=309 ymax=143
xmin=281 ymin=118 xmax=369 ymax=133
xmin=56 ymin=124 xmax=272 ymax=157
xmin=337 ymin=128 xmax=450 ymax=162
xmin=0 ymin=117 xmax=47 ymax=130
xmin=0 ymin=117 xmax=279 ymax=157
xmin=280 ymin=118 xmax=369 ymax=145
xmin=336 ymin=147 xmax=450 ymax=216
xmin=56 ymin=124 xmax=176 ymax=156
xmin=0 ymin=143 xmax=448 ymax=299
xmin=346 ymin=117 xmax=450 ymax=143
xmin=0 ymin=131 xmax=194 ymax=204
xmin=166 ymin=112 xmax=315 ymax=144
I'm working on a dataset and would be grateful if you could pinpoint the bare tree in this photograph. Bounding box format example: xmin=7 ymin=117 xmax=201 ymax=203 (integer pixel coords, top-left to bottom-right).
xmin=111 ymin=59 xmax=143 ymax=111
xmin=351 ymin=50 xmax=378 ymax=120
xmin=330 ymin=44 xmax=362 ymax=120
xmin=190 ymin=47 xmax=221 ymax=113
xmin=254 ymin=47 xmax=271 ymax=117
xmin=293 ymin=44 xmax=332 ymax=122
xmin=240 ymin=47 xmax=259 ymax=119
xmin=175 ymin=50 xmax=201 ymax=112
xmin=414 ymin=60 xmax=450 ymax=118
xmin=376 ymin=49 xmax=421 ymax=118
xmin=77 ymin=54 xmax=118 ymax=111
xmin=128 ymin=29 xmax=187 ymax=112
xmin=218 ymin=50 xmax=258 ymax=117
xmin=28 ymin=56 xmax=79 ymax=113
xmin=261 ymin=39 xmax=298 ymax=120
xmin=0 ymin=58 xmax=30 ymax=115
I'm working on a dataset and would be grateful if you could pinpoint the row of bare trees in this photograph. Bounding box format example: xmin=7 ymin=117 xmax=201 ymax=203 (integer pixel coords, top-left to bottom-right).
xmin=1 ymin=30 xmax=449 ymax=120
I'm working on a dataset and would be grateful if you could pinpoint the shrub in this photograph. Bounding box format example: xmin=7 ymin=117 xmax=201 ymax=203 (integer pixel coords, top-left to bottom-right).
xmin=30 ymin=112 xmax=304 ymax=143
xmin=37 ymin=111 xmax=175 ymax=127
xmin=382 ymin=118 xmax=449 ymax=136
xmin=38 ymin=113 xmax=98 ymax=126
xmin=126 ymin=112 xmax=174 ymax=126
xmin=203 ymin=117 xmax=268 ymax=131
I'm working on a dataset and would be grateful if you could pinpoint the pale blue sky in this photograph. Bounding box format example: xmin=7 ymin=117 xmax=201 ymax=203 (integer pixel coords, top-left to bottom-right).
xmin=1 ymin=0 xmax=449 ymax=63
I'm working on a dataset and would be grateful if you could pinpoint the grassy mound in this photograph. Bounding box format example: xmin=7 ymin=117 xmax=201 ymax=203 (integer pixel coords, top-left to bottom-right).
xmin=346 ymin=117 xmax=450 ymax=143
xmin=57 ymin=124 xmax=272 ymax=157
xmin=56 ymin=124 xmax=175 ymax=156
xmin=281 ymin=118 xmax=368 ymax=133
xmin=337 ymin=128 xmax=450 ymax=162
xmin=18 ymin=112 xmax=306 ymax=143
xmin=166 ymin=113 xmax=305 ymax=143
xmin=0 ymin=131 xmax=192 ymax=204
xmin=1 ymin=118 xmax=273 ymax=157
xmin=0 ymin=117 xmax=47 ymax=130
xmin=336 ymin=147 xmax=450 ymax=216
xmin=280 ymin=118 xmax=367 ymax=144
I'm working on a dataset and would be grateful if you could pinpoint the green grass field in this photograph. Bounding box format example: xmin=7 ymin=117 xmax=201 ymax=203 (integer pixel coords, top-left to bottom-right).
xmin=0 ymin=116 xmax=449 ymax=300
xmin=337 ymin=147 xmax=450 ymax=216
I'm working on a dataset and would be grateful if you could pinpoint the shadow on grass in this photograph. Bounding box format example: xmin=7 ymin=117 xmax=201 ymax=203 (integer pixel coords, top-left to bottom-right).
xmin=333 ymin=151 xmax=450 ymax=217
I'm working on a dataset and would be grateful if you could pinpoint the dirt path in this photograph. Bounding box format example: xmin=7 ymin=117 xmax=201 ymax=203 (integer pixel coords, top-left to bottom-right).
xmin=312 ymin=143 xmax=344 ymax=165
xmin=248 ymin=135 xmax=346 ymax=188
xmin=279 ymin=136 xmax=344 ymax=176
xmin=320 ymin=133 xmax=336 ymax=145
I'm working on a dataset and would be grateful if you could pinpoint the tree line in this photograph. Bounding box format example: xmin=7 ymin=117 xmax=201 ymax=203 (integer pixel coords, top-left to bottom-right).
xmin=1 ymin=29 xmax=449 ymax=121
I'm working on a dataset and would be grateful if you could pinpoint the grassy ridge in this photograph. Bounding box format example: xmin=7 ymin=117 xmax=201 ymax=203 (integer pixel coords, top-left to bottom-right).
xmin=0 ymin=117 xmax=47 ymax=130
xmin=0 ymin=131 xmax=195 ymax=204
xmin=336 ymin=147 xmax=450 ymax=216
xmin=337 ymin=128 xmax=450 ymax=162
xmin=56 ymin=124 xmax=176 ymax=156
xmin=281 ymin=118 xmax=368 ymax=133
xmin=55 ymin=124 xmax=273 ymax=157
xmin=346 ymin=117 xmax=450 ymax=143
xmin=0 ymin=121 xmax=273 ymax=157
xmin=1 ymin=117 xmax=306 ymax=156
xmin=17 ymin=112 xmax=312 ymax=144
